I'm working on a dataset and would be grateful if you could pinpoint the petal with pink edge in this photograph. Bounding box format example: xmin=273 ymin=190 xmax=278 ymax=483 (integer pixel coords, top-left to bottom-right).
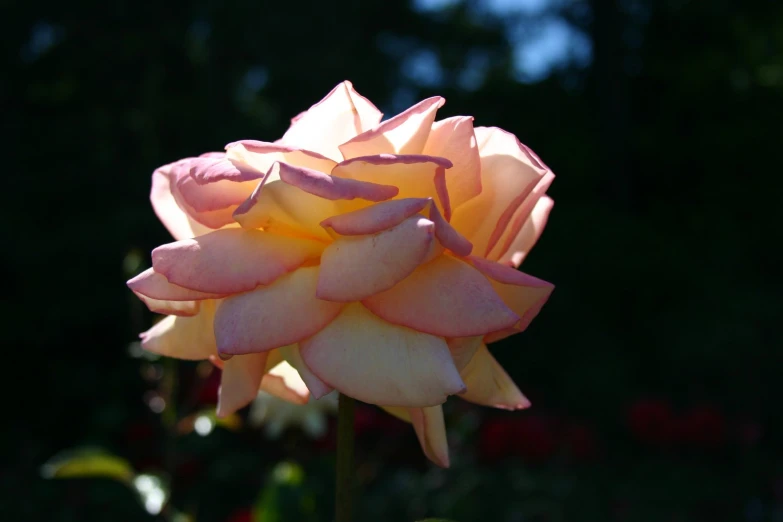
xmin=410 ymin=406 xmax=450 ymax=468
xmin=332 ymin=155 xmax=453 ymax=220
xmin=151 ymin=229 xmax=323 ymax=294
xmin=214 ymin=266 xmax=344 ymax=355
xmin=449 ymin=127 xmax=553 ymax=257
xmin=279 ymin=81 xmax=383 ymax=161
xmin=217 ymin=352 xmax=268 ymax=417
xmin=299 ymin=304 xmax=465 ymax=407
xmin=128 ymin=268 xmax=226 ymax=301
xmin=278 ymin=344 xmax=334 ymax=399
xmin=316 ymin=216 xmax=435 ymax=302
xmin=223 ymin=141 xmax=336 ymax=180
xmin=275 ymin=161 xmax=398 ymax=202
xmin=362 ymin=255 xmax=519 ymax=337
xmin=186 ymin=154 xmax=265 ymax=185
xmin=150 ymin=161 xmax=211 ymax=240
xmin=339 ymin=97 xmax=444 ymax=159
xmin=176 ymin=174 xmax=258 ymax=213
xmin=139 ymin=300 xmax=218 ymax=360
xmin=458 ymin=344 xmax=530 ymax=410
xmin=134 ymin=296 xmax=200 ymax=317
xmin=468 ymin=257 xmax=554 ymax=342
xmin=423 ymin=116 xmax=482 ymax=209
xmin=497 ymin=196 xmax=554 ymax=267
xmin=321 ymin=198 xmax=430 ymax=236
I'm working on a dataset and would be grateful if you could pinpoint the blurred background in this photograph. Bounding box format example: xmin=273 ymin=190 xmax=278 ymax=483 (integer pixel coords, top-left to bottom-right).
xmin=4 ymin=0 xmax=781 ymax=520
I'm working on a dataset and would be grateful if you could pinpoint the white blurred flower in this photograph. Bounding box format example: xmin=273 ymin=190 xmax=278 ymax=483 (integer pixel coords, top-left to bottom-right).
xmin=249 ymin=389 xmax=338 ymax=439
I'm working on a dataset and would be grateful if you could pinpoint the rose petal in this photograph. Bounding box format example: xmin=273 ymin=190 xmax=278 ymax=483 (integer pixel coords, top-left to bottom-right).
xmin=468 ymin=257 xmax=554 ymax=342
xmin=139 ymin=300 xmax=217 ymax=360
xmin=410 ymin=406 xmax=450 ymax=468
xmin=316 ymin=216 xmax=435 ymax=302
xmin=362 ymin=255 xmax=519 ymax=337
xmin=427 ymin=202 xmax=473 ymax=256
xmin=134 ymin=296 xmax=200 ymax=317
xmin=275 ymin=161 xmax=398 ymax=202
xmin=187 ymin=154 xmax=265 ymax=185
xmin=215 ymin=266 xmax=345 ymax=355
xmin=320 ymin=198 xmax=431 ymax=236
xmin=458 ymin=344 xmax=530 ymax=410
xmin=449 ymin=127 xmax=552 ymax=257
xmin=279 ymin=81 xmax=383 ymax=161
xmin=497 ymin=195 xmax=554 ymax=267
xmin=151 ymin=160 xmax=211 ymax=240
xmin=339 ymin=97 xmax=444 ymax=159
xmin=332 ymin=154 xmax=453 ymax=220
xmin=300 ymin=304 xmax=465 ymax=407
xmin=260 ymin=359 xmax=311 ymax=405
xmin=151 ymin=229 xmax=323 ymax=294
xmin=217 ymin=352 xmax=268 ymax=417
xmin=176 ymin=175 xmax=258 ymax=213
xmin=222 ymin=141 xmax=336 ymax=180
xmin=446 ymin=336 xmax=484 ymax=372
xmin=128 ymin=268 xmax=226 ymax=301
xmin=278 ymin=344 xmax=334 ymax=399
xmin=423 ymin=116 xmax=482 ymax=209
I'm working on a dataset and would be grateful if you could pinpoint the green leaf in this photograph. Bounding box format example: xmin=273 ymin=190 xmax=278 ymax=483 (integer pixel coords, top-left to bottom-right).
xmin=40 ymin=447 xmax=134 ymax=484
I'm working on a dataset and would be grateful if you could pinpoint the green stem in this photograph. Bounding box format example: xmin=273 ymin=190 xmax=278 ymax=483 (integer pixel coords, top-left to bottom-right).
xmin=335 ymin=393 xmax=355 ymax=522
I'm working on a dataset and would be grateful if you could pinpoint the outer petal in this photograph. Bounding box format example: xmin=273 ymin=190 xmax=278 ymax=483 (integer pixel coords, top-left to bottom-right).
xmin=422 ymin=116 xmax=482 ymax=209
xmin=150 ymin=161 xmax=211 ymax=240
xmin=214 ymin=267 xmax=345 ymax=355
xmin=279 ymin=81 xmax=383 ymax=161
xmin=128 ymin=268 xmax=226 ymax=301
xmin=274 ymin=161 xmax=398 ymax=202
xmin=410 ymin=406 xmax=450 ymax=468
xmin=339 ymin=97 xmax=444 ymax=159
xmin=186 ymin=153 xmax=265 ymax=185
xmin=217 ymin=352 xmax=268 ymax=417
xmin=468 ymin=257 xmax=554 ymax=342
xmin=278 ymin=344 xmax=334 ymax=399
xmin=260 ymin=359 xmax=311 ymax=405
xmin=134 ymin=296 xmax=200 ymax=317
xmin=450 ymin=127 xmax=553 ymax=258
xmin=316 ymin=216 xmax=435 ymax=302
xmin=497 ymin=195 xmax=554 ymax=267
xmin=299 ymin=304 xmax=465 ymax=407
xmin=151 ymin=229 xmax=323 ymax=294
xmin=139 ymin=300 xmax=217 ymax=360
xmin=176 ymin=175 xmax=258 ymax=213
xmin=458 ymin=344 xmax=530 ymax=410
xmin=332 ymin=154 xmax=453 ymax=220
xmin=362 ymin=255 xmax=519 ymax=337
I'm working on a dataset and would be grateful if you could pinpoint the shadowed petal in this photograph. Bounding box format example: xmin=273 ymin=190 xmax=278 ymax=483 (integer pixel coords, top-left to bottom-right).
xmin=215 ymin=267 xmax=345 ymax=355
xmin=278 ymin=344 xmax=334 ymax=399
xmin=362 ymin=255 xmax=519 ymax=337
xmin=410 ymin=406 xmax=450 ymax=468
xmin=458 ymin=344 xmax=530 ymax=410
xmin=139 ymin=300 xmax=218 ymax=360
xmin=151 ymin=229 xmax=323 ymax=294
xmin=217 ymin=352 xmax=268 ymax=417
xmin=260 ymin=359 xmax=311 ymax=405
xmin=317 ymin=216 xmax=435 ymax=302
xmin=300 ymin=304 xmax=465 ymax=407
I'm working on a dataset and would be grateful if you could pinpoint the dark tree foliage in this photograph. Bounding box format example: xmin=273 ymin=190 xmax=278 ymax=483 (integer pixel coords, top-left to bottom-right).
xmin=3 ymin=0 xmax=780 ymax=520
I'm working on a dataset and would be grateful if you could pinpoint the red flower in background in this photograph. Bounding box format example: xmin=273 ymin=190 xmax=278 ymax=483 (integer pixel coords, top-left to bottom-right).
xmin=479 ymin=414 xmax=558 ymax=463
xmin=627 ymin=399 xmax=676 ymax=446
xmin=563 ymin=423 xmax=598 ymax=461
xmin=676 ymin=404 xmax=726 ymax=449
xmin=225 ymin=508 xmax=254 ymax=522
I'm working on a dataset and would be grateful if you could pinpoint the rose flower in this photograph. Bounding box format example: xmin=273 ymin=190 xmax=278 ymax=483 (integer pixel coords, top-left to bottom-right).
xmin=128 ymin=81 xmax=554 ymax=467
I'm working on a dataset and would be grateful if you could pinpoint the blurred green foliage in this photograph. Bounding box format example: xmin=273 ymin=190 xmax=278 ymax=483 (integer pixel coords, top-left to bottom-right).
xmin=4 ymin=0 xmax=781 ymax=520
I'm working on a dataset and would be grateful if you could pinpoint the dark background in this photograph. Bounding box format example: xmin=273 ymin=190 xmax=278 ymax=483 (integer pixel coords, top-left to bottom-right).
xmin=4 ymin=0 xmax=781 ymax=521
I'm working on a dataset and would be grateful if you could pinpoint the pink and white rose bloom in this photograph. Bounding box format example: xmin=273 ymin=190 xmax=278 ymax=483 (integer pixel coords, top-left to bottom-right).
xmin=128 ymin=81 xmax=555 ymax=467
